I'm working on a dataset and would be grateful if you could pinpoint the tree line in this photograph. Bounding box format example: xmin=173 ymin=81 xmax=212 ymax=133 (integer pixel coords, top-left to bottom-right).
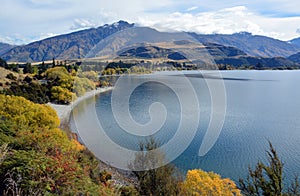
xmin=0 ymin=58 xmax=101 ymax=104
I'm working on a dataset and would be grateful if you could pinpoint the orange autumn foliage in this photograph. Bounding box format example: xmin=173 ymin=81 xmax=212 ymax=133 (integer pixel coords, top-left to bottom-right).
xmin=71 ymin=139 xmax=86 ymax=151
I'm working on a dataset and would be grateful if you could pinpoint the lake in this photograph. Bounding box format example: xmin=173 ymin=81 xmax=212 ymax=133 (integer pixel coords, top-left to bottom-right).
xmin=70 ymin=70 xmax=300 ymax=184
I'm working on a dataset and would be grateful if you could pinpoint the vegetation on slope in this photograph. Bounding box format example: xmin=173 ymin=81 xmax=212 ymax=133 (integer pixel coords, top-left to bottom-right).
xmin=0 ymin=95 xmax=117 ymax=195
xmin=1 ymin=57 xmax=300 ymax=195
xmin=0 ymin=58 xmax=98 ymax=104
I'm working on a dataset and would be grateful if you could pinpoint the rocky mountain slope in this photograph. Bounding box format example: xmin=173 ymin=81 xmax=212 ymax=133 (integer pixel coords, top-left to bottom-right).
xmin=1 ymin=21 xmax=134 ymax=62
xmin=0 ymin=42 xmax=15 ymax=56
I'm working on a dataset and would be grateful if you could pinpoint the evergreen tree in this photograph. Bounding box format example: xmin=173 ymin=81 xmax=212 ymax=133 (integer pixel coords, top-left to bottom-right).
xmin=238 ymin=142 xmax=297 ymax=196
xmin=0 ymin=58 xmax=7 ymax=68
xmin=52 ymin=57 xmax=56 ymax=67
xmin=23 ymin=63 xmax=34 ymax=74
xmin=38 ymin=61 xmax=47 ymax=75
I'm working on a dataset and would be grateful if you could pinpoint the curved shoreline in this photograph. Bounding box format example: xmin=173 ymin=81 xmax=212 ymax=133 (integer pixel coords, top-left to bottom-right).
xmin=48 ymin=87 xmax=113 ymax=125
xmin=48 ymin=86 xmax=137 ymax=186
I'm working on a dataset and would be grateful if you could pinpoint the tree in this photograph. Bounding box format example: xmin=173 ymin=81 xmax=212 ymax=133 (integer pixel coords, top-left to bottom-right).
xmin=51 ymin=86 xmax=76 ymax=104
xmin=0 ymin=58 xmax=7 ymax=68
xmin=180 ymin=169 xmax=241 ymax=196
xmin=52 ymin=58 xmax=56 ymax=67
xmin=38 ymin=61 xmax=47 ymax=75
xmin=0 ymin=95 xmax=59 ymax=130
xmin=23 ymin=63 xmax=34 ymax=74
xmin=79 ymin=71 xmax=99 ymax=82
xmin=288 ymin=176 xmax=300 ymax=196
xmin=73 ymin=77 xmax=94 ymax=96
xmin=45 ymin=66 xmax=70 ymax=81
xmin=4 ymin=81 xmax=50 ymax=104
xmin=130 ymin=138 xmax=181 ymax=195
xmin=238 ymin=142 xmax=299 ymax=196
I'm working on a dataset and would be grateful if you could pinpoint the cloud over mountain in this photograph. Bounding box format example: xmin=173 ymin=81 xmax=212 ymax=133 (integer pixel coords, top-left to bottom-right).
xmin=70 ymin=19 xmax=96 ymax=30
xmin=137 ymin=6 xmax=300 ymax=41
xmin=1 ymin=0 xmax=300 ymax=44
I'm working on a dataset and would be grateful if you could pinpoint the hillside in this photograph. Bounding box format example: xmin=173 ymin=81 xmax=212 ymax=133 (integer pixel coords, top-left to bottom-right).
xmin=1 ymin=21 xmax=134 ymax=62
xmin=288 ymin=52 xmax=300 ymax=63
xmin=114 ymin=40 xmax=298 ymax=68
xmin=0 ymin=67 xmax=24 ymax=90
xmin=190 ymin=32 xmax=300 ymax=57
xmin=215 ymin=56 xmax=298 ymax=68
xmin=118 ymin=42 xmax=246 ymax=60
xmin=0 ymin=42 xmax=15 ymax=56
xmin=290 ymin=37 xmax=300 ymax=48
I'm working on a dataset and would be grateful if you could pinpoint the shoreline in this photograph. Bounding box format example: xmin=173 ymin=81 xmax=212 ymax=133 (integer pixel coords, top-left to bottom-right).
xmin=48 ymin=87 xmax=113 ymax=125
xmin=48 ymin=86 xmax=137 ymax=186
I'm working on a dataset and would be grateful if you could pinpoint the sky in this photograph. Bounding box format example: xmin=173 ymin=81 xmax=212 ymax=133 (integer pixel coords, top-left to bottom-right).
xmin=1 ymin=0 xmax=300 ymax=45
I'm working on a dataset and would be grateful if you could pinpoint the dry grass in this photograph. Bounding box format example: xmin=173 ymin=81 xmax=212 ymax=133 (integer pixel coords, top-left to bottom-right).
xmin=0 ymin=67 xmax=25 ymax=90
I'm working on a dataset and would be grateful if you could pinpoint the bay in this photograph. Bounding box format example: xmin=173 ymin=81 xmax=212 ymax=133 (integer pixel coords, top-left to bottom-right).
xmin=70 ymin=70 xmax=300 ymax=184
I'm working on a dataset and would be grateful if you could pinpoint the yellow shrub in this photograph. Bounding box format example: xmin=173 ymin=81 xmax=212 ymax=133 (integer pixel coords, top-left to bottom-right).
xmin=180 ymin=169 xmax=241 ymax=196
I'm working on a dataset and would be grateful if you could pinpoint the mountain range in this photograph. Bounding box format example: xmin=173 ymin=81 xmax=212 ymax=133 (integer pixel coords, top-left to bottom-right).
xmin=1 ymin=21 xmax=300 ymax=68
xmin=189 ymin=32 xmax=300 ymax=57
xmin=1 ymin=21 xmax=134 ymax=62
xmin=0 ymin=43 xmax=15 ymax=56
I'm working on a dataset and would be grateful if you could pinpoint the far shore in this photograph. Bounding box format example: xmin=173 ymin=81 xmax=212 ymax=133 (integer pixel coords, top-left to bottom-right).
xmin=48 ymin=87 xmax=113 ymax=125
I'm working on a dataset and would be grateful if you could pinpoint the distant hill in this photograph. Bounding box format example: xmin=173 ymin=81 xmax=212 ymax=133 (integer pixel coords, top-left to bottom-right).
xmin=289 ymin=37 xmax=300 ymax=48
xmin=1 ymin=21 xmax=134 ymax=62
xmin=288 ymin=52 xmax=300 ymax=63
xmin=118 ymin=42 xmax=298 ymax=68
xmin=0 ymin=42 xmax=15 ymax=56
xmin=189 ymin=32 xmax=300 ymax=57
xmin=118 ymin=42 xmax=246 ymax=60
xmin=215 ymin=56 xmax=298 ymax=68
xmin=119 ymin=45 xmax=187 ymax=60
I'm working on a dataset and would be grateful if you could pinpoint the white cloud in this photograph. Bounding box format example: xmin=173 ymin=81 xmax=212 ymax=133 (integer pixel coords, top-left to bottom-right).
xmin=138 ymin=6 xmax=300 ymax=41
xmin=70 ymin=19 xmax=96 ymax=30
xmin=1 ymin=0 xmax=300 ymax=44
xmin=0 ymin=34 xmax=33 ymax=45
xmin=0 ymin=32 xmax=60 ymax=45
xmin=297 ymin=29 xmax=300 ymax=34
xmin=186 ymin=6 xmax=198 ymax=12
xmin=38 ymin=33 xmax=59 ymax=40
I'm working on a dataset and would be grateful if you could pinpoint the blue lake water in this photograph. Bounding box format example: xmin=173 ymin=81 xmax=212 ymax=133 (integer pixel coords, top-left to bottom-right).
xmin=70 ymin=70 xmax=300 ymax=184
